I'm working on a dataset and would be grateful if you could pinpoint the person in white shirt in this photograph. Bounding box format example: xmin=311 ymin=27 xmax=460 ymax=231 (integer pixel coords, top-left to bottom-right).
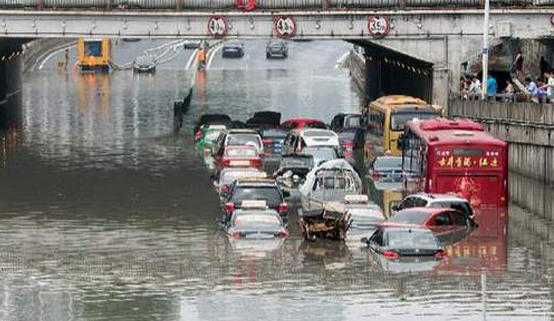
xmin=468 ymin=77 xmax=481 ymax=100
xmin=546 ymin=71 xmax=554 ymax=103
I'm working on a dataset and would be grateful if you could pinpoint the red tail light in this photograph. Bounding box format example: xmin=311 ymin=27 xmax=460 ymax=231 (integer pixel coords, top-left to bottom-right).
xmin=371 ymin=172 xmax=383 ymax=179
xmin=278 ymin=202 xmax=289 ymax=213
xmin=342 ymin=141 xmax=354 ymax=148
xmin=251 ymin=158 xmax=263 ymax=168
xmin=225 ymin=202 xmax=235 ymax=213
xmin=382 ymin=250 xmax=400 ymax=259
xmin=221 ymin=159 xmax=231 ymax=167
xmin=276 ymin=230 xmax=289 ymax=238
xmin=435 ymin=250 xmax=446 ymax=259
xmin=231 ymin=231 xmax=243 ymax=239
xmin=263 ymin=139 xmax=272 ymax=145
xmin=195 ymin=131 xmax=202 ymax=141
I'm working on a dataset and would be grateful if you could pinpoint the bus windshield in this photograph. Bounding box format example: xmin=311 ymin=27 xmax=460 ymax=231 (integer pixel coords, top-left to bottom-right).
xmin=390 ymin=111 xmax=439 ymax=131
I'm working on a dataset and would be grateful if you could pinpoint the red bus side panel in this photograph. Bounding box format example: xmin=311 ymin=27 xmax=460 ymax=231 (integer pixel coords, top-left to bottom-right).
xmin=435 ymin=175 xmax=501 ymax=209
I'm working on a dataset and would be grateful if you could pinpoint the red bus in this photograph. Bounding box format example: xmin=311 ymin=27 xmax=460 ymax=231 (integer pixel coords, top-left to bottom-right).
xmin=400 ymin=118 xmax=508 ymax=210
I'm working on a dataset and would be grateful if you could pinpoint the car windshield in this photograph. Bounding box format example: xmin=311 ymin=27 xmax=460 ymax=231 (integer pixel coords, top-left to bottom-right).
xmin=234 ymin=214 xmax=282 ymax=229
xmin=303 ymin=147 xmax=337 ymax=160
xmin=389 ymin=210 xmax=429 ymax=225
xmin=220 ymin=170 xmax=260 ymax=186
xmin=303 ymin=130 xmax=334 ymax=138
xmin=135 ymin=55 xmax=154 ymax=65
xmin=344 ymin=115 xmax=362 ymax=128
xmin=349 ymin=209 xmax=385 ymax=224
xmin=430 ymin=201 xmax=472 ymax=215
xmin=226 ymin=41 xmax=242 ymax=47
xmin=262 ymin=129 xmax=286 ymax=139
xmin=390 ymin=111 xmax=439 ymax=131
xmin=226 ymin=148 xmax=258 ymax=157
xmin=385 ymin=229 xmax=440 ymax=249
xmin=373 ymin=157 xmax=403 ymax=171
xmin=281 ymin=156 xmax=313 ymax=168
xmin=227 ymin=134 xmax=261 ymax=146
xmin=231 ymin=187 xmax=282 ymax=206
xmin=205 ymin=130 xmax=222 ymax=141
xmin=270 ymin=43 xmax=284 ymax=48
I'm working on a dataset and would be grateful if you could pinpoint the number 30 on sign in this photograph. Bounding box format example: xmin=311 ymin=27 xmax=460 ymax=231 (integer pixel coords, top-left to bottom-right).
xmin=368 ymin=16 xmax=390 ymax=38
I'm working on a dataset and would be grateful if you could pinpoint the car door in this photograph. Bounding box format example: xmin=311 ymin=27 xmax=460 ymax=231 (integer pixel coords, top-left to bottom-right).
xmin=447 ymin=211 xmax=471 ymax=242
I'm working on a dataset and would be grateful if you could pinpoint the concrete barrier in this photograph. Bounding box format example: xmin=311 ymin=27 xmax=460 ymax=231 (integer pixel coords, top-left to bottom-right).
xmin=450 ymin=98 xmax=554 ymax=184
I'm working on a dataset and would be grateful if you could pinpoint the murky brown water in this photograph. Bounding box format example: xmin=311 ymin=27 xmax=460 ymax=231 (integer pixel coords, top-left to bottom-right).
xmin=0 ymin=40 xmax=551 ymax=321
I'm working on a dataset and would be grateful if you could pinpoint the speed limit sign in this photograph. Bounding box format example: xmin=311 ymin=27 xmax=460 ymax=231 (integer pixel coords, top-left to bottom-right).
xmin=368 ymin=16 xmax=390 ymax=38
xmin=207 ymin=16 xmax=227 ymax=37
xmin=273 ymin=16 xmax=296 ymax=38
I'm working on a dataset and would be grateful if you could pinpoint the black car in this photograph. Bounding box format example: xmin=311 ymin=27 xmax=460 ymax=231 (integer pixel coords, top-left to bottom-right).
xmin=222 ymin=41 xmax=244 ymax=58
xmin=222 ymin=178 xmax=289 ymax=222
xmin=246 ymin=111 xmax=281 ymax=128
xmin=193 ymin=114 xmax=232 ymax=136
xmin=133 ymin=55 xmax=156 ymax=73
xmin=362 ymin=226 xmax=445 ymax=260
xmin=330 ymin=113 xmax=366 ymax=157
xmin=266 ymin=40 xmax=288 ymax=59
xmin=183 ymin=40 xmax=201 ymax=49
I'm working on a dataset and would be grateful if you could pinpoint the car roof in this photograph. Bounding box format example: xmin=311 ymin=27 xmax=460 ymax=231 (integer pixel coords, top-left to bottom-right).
xmin=228 ymin=129 xmax=259 ymax=134
xmin=378 ymin=226 xmax=435 ymax=234
xmin=282 ymin=118 xmax=324 ymax=124
xmin=394 ymin=207 xmax=454 ymax=216
xmin=225 ymin=144 xmax=258 ymax=150
xmin=236 ymin=178 xmax=277 ymax=185
xmin=410 ymin=193 xmax=469 ymax=202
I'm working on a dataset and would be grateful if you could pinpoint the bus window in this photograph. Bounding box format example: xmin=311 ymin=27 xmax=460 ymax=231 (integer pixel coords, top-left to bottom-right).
xmin=390 ymin=112 xmax=440 ymax=131
xmin=85 ymin=41 xmax=103 ymax=57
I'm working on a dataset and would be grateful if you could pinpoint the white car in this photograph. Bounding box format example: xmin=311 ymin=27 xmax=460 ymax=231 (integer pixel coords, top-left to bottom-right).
xmin=392 ymin=193 xmax=473 ymax=218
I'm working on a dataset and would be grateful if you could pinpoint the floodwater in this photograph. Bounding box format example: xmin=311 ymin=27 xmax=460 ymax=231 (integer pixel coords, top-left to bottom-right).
xmin=0 ymin=40 xmax=551 ymax=321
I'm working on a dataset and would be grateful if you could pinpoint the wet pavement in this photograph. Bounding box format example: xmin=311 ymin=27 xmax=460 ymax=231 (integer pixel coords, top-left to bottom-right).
xmin=0 ymin=39 xmax=551 ymax=321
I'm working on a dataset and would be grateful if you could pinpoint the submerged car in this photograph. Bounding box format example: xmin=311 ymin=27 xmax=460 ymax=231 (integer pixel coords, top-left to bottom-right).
xmin=369 ymin=156 xmax=403 ymax=181
xmin=224 ymin=200 xmax=288 ymax=239
xmin=386 ymin=207 xmax=476 ymax=244
xmin=363 ymin=226 xmax=445 ymax=260
xmin=213 ymin=145 xmax=263 ymax=174
xmin=197 ymin=125 xmax=227 ymax=155
xmin=266 ymin=40 xmax=288 ymax=59
xmin=193 ymin=114 xmax=232 ymax=137
xmin=222 ymin=41 xmax=245 ymax=58
xmin=274 ymin=154 xmax=314 ymax=197
xmin=214 ymin=129 xmax=264 ymax=155
xmin=299 ymin=202 xmax=352 ymax=241
xmin=281 ymin=118 xmax=327 ymax=130
xmin=133 ymin=55 xmax=156 ymax=73
xmin=215 ymin=168 xmax=265 ymax=196
xmin=344 ymin=195 xmax=386 ymax=230
xmin=392 ymin=193 xmax=474 ymax=218
xmin=222 ymin=178 xmax=290 ymax=223
xmin=301 ymin=146 xmax=340 ymax=167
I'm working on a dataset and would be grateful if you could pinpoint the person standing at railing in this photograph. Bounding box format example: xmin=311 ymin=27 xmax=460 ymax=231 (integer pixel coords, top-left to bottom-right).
xmin=525 ymin=77 xmax=539 ymax=103
xmin=544 ymin=70 xmax=554 ymax=104
xmin=468 ymin=76 xmax=481 ymax=100
xmin=503 ymin=79 xmax=515 ymax=103
xmin=486 ymin=74 xmax=497 ymax=101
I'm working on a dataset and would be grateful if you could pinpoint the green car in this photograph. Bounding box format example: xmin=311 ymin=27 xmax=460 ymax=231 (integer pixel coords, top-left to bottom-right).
xmin=197 ymin=125 xmax=226 ymax=155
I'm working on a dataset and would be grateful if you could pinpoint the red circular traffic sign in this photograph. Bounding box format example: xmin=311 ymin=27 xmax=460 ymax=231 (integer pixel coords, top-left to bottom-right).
xmin=207 ymin=16 xmax=227 ymax=37
xmin=368 ymin=16 xmax=390 ymax=38
xmin=273 ymin=16 xmax=296 ymax=38
xmin=550 ymin=14 xmax=554 ymax=28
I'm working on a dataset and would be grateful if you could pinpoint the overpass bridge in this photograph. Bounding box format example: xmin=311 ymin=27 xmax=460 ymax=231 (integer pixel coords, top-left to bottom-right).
xmin=1 ymin=3 xmax=554 ymax=109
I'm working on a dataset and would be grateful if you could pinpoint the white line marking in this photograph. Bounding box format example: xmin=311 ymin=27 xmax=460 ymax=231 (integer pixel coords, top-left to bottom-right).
xmin=335 ymin=51 xmax=350 ymax=69
xmin=38 ymin=44 xmax=76 ymax=70
xmin=185 ymin=49 xmax=199 ymax=70
xmin=207 ymin=44 xmax=224 ymax=70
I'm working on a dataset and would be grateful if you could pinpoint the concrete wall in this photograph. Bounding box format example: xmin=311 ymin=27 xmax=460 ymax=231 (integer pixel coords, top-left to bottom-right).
xmin=450 ymin=99 xmax=554 ymax=184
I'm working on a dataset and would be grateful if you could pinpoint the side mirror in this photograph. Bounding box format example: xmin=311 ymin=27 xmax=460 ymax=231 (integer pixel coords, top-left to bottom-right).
xmin=392 ymin=205 xmax=399 ymax=212
xmin=282 ymin=190 xmax=291 ymax=198
xmin=360 ymin=237 xmax=368 ymax=244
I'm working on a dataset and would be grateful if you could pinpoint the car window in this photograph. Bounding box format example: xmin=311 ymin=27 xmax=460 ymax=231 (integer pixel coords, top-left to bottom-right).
xmin=233 ymin=214 xmax=282 ymax=229
xmin=413 ymin=198 xmax=428 ymax=207
xmin=385 ymin=230 xmax=440 ymax=249
xmin=226 ymin=148 xmax=258 ymax=157
xmin=344 ymin=115 xmax=362 ymax=128
xmin=303 ymin=130 xmax=334 ymax=138
xmin=399 ymin=197 xmax=415 ymax=209
xmin=227 ymin=134 xmax=261 ymax=146
xmin=434 ymin=213 xmax=451 ymax=226
xmin=373 ymin=157 xmax=403 ymax=171
xmin=449 ymin=211 xmax=467 ymax=226
xmin=231 ymin=187 xmax=282 ymax=206
xmin=369 ymin=229 xmax=384 ymax=246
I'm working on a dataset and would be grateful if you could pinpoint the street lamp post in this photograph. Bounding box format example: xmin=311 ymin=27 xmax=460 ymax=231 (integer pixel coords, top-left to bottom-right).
xmin=481 ymin=0 xmax=490 ymax=100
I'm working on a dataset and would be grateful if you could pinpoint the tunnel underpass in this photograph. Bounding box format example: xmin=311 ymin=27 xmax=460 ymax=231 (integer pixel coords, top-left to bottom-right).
xmin=352 ymin=40 xmax=434 ymax=103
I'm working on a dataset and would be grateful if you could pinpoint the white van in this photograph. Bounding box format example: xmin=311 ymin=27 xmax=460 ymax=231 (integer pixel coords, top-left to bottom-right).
xmin=282 ymin=129 xmax=340 ymax=155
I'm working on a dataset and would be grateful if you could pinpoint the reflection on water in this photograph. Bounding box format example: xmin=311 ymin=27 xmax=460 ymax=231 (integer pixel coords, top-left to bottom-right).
xmin=0 ymin=53 xmax=551 ymax=320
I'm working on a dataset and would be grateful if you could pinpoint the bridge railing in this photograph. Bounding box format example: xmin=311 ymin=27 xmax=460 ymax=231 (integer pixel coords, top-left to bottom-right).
xmin=0 ymin=0 xmax=547 ymax=11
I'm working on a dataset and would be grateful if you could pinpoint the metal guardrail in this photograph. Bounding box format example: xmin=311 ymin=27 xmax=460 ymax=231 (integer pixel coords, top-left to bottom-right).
xmin=0 ymin=0 xmax=545 ymax=10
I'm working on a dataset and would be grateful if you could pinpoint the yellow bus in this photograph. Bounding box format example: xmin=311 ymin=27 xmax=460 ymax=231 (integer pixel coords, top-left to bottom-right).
xmin=77 ymin=37 xmax=111 ymax=72
xmin=363 ymin=95 xmax=445 ymax=159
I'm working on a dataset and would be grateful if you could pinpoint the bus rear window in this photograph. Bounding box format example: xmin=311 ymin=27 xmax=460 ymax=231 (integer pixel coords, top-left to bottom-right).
xmin=390 ymin=112 xmax=439 ymax=131
xmin=452 ymin=149 xmax=483 ymax=156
